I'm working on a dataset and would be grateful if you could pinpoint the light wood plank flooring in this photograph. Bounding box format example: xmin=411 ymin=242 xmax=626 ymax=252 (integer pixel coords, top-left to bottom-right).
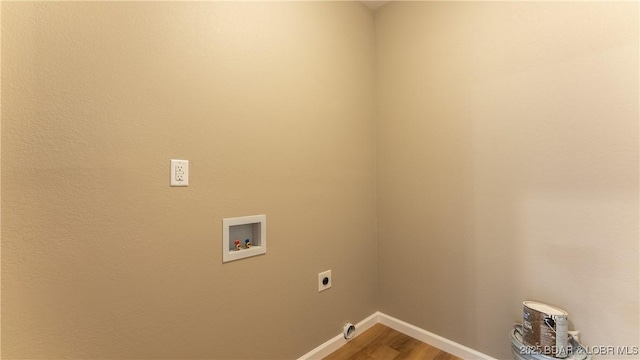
xmin=323 ymin=324 xmax=462 ymax=360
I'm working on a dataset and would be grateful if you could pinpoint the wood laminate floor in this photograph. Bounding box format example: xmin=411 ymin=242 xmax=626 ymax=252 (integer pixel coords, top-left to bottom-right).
xmin=323 ymin=324 xmax=462 ymax=360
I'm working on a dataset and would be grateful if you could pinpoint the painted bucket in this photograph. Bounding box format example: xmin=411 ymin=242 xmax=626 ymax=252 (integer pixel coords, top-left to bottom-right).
xmin=522 ymin=301 xmax=570 ymax=358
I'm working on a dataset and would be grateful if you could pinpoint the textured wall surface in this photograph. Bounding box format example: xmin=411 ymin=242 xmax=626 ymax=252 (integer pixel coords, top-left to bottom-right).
xmin=376 ymin=2 xmax=639 ymax=358
xmin=3 ymin=1 xmax=639 ymax=359
xmin=1 ymin=2 xmax=377 ymax=358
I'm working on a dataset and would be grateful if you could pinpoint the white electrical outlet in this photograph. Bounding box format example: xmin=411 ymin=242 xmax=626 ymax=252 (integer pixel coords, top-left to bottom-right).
xmin=170 ymin=159 xmax=189 ymax=186
xmin=318 ymin=270 xmax=332 ymax=292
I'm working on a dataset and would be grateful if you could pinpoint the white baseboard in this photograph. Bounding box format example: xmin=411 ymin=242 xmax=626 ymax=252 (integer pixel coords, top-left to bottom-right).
xmin=297 ymin=312 xmax=379 ymax=360
xmin=377 ymin=312 xmax=496 ymax=360
xmin=297 ymin=311 xmax=496 ymax=360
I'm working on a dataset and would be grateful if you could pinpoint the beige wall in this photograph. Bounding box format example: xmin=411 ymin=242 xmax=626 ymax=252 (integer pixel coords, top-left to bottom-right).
xmin=1 ymin=2 xmax=377 ymax=358
xmin=376 ymin=2 xmax=639 ymax=358
xmin=3 ymin=1 xmax=639 ymax=359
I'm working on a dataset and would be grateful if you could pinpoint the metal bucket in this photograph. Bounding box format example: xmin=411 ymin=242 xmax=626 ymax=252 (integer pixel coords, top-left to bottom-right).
xmin=510 ymin=324 xmax=590 ymax=360
xmin=522 ymin=301 xmax=569 ymax=358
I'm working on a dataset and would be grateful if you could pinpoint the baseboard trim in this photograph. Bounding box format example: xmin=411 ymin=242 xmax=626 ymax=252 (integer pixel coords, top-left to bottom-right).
xmin=297 ymin=312 xmax=379 ymax=360
xmin=298 ymin=311 xmax=496 ymax=360
xmin=378 ymin=312 xmax=496 ymax=360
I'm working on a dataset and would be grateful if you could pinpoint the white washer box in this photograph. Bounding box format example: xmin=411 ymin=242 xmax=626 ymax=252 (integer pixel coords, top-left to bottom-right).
xmin=222 ymin=215 xmax=266 ymax=263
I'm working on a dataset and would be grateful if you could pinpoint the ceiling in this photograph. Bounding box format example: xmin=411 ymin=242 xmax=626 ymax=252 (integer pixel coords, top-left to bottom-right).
xmin=361 ymin=1 xmax=390 ymax=10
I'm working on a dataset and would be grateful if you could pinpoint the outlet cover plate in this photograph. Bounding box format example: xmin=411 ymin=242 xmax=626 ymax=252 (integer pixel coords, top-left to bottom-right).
xmin=170 ymin=159 xmax=189 ymax=187
xmin=318 ymin=270 xmax=332 ymax=292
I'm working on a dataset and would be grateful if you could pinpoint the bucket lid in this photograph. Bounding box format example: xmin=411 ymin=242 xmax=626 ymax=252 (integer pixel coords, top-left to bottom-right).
xmin=523 ymin=301 xmax=568 ymax=316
